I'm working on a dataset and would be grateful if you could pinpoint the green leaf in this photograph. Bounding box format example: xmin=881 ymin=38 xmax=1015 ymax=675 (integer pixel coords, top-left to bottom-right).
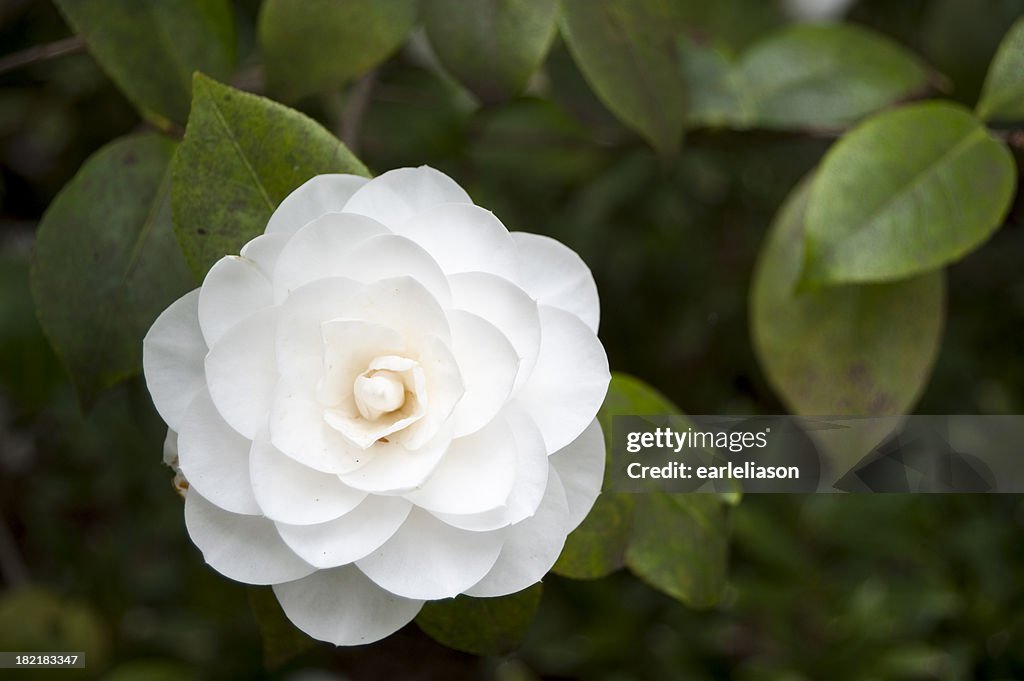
xmin=100 ymin=661 xmax=194 ymax=681
xmin=423 ymin=0 xmax=559 ymax=102
xmin=752 ymin=176 xmax=945 ymax=417
xmin=801 ymin=102 xmax=1015 ymax=287
xmin=416 ymin=585 xmax=542 ymax=656
xmin=553 ymin=373 xmax=676 ymax=580
xmin=976 ymin=16 xmax=1024 ymax=121
xmin=625 ymin=492 xmax=729 ymax=607
xmin=247 ymin=587 xmax=315 ymax=670
xmin=171 ymin=74 xmax=368 ymax=278
xmin=736 ymin=24 xmax=931 ymax=130
xmin=678 ymin=37 xmax=754 ymax=129
xmin=31 ymin=133 xmax=193 ymax=409
xmin=560 ymin=0 xmax=687 ymax=155
xmin=54 ymin=0 xmax=235 ymax=128
xmin=259 ymin=0 xmax=418 ymax=101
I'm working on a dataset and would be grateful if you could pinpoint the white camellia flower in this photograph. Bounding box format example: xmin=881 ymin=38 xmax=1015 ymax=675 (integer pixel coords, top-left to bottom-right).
xmin=143 ymin=166 xmax=610 ymax=646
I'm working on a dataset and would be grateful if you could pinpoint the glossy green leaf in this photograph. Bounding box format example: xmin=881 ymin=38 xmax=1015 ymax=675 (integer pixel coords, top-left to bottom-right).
xmin=259 ymin=0 xmax=418 ymax=101
xmin=54 ymin=0 xmax=235 ymax=127
xmin=752 ymin=176 xmax=945 ymax=417
xmin=801 ymin=102 xmax=1015 ymax=287
xmin=247 ymin=587 xmax=315 ymax=670
xmin=171 ymin=74 xmax=368 ymax=278
xmin=737 ymin=24 xmax=930 ymax=130
xmin=416 ymin=585 xmax=542 ymax=656
xmin=625 ymin=492 xmax=729 ymax=607
xmin=560 ymin=0 xmax=687 ymax=155
xmin=423 ymin=0 xmax=559 ymax=102
xmin=976 ymin=17 xmax=1024 ymax=121
xmin=31 ymin=133 xmax=193 ymax=409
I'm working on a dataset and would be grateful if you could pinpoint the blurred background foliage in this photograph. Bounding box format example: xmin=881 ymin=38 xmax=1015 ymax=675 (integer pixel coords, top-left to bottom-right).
xmin=2 ymin=0 xmax=1024 ymax=679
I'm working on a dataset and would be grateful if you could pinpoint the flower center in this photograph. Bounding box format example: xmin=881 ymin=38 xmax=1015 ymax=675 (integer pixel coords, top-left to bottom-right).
xmin=353 ymin=369 xmax=406 ymax=420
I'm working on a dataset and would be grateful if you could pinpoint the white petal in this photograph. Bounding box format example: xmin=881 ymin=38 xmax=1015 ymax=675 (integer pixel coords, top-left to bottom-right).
xmin=341 ymin=166 xmax=472 ymax=230
xmin=239 ymin=232 xmax=289 ymax=277
xmin=184 ymin=489 xmax=314 ymax=585
xmin=177 ymin=390 xmax=260 ymax=514
xmin=198 ymin=255 xmax=273 ymax=347
xmin=338 ymin=423 xmax=454 ymax=494
xmin=250 ymin=437 xmax=367 ymax=525
xmin=395 ymin=202 xmax=518 ymax=280
xmin=516 ymin=306 xmax=610 ymax=453
xmin=511 ymin=232 xmax=600 ymax=332
xmin=265 ymin=174 xmax=370 ymax=236
xmin=356 ymin=508 xmax=504 ymax=600
xmin=276 ymin=496 xmax=412 ymax=568
xmin=273 ymin=212 xmax=390 ymax=302
xmin=448 ymin=310 xmax=518 ymax=437
xmin=391 ymin=335 xmax=463 ymax=450
xmin=406 ymin=414 xmax=517 ymax=515
xmin=341 ymin=277 xmax=453 ymax=347
xmin=464 ymin=469 xmax=570 ymax=597
xmin=270 ymin=380 xmax=379 ymax=474
xmin=273 ymin=565 xmax=423 ymax=646
xmin=143 ymin=290 xmax=207 ymax=431
xmin=275 ymin=277 xmax=362 ymax=388
xmin=204 ymin=306 xmax=279 ymax=439
xmin=448 ymin=272 xmax=541 ymax=393
xmin=550 ymin=418 xmax=606 ymax=530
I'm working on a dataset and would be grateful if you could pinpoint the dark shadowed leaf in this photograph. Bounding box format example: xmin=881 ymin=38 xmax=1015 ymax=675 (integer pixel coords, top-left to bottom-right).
xmin=31 ymin=133 xmax=193 ymax=409
xmin=171 ymin=74 xmax=368 ymax=278
xmin=247 ymin=587 xmax=315 ymax=670
xmin=416 ymin=585 xmax=542 ymax=656
xmin=54 ymin=0 xmax=235 ymax=127
xmin=976 ymin=16 xmax=1024 ymax=122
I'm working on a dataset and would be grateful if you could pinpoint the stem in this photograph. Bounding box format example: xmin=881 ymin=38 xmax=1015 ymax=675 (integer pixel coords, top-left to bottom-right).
xmin=339 ymin=70 xmax=378 ymax=155
xmin=0 ymin=35 xmax=86 ymax=77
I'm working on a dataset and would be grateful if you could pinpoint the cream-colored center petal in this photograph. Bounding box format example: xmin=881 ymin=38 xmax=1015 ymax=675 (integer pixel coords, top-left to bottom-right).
xmin=354 ymin=370 xmax=406 ymax=420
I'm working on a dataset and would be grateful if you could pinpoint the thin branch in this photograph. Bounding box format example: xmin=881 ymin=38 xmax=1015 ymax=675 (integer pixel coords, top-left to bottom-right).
xmin=338 ymin=70 xmax=378 ymax=155
xmin=0 ymin=35 xmax=87 ymax=77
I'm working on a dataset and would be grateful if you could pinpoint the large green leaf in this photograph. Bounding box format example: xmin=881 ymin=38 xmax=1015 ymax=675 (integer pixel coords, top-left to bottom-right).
xmin=560 ymin=0 xmax=687 ymax=155
xmin=752 ymin=176 xmax=945 ymax=417
xmin=171 ymin=74 xmax=368 ymax=278
xmin=423 ymin=0 xmax=559 ymax=103
xmin=31 ymin=133 xmax=193 ymax=409
xmin=625 ymin=492 xmax=729 ymax=607
xmin=259 ymin=0 xmax=418 ymax=101
xmin=737 ymin=24 xmax=930 ymax=130
xmin=416 ymin=585 xmax=542 ymax=655
xmin=801 ymin=102 xmax=1015 ymax=287
xmin=54 ymin=0 xmax=235 ymax=128
xmin=976 ymin=16 xmax=1024 ymax=122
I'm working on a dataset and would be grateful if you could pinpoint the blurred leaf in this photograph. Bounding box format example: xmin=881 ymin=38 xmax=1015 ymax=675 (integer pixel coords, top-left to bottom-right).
xmin=171 ymin=74 xmax=368 ymax=278
xmin=737 ymin=24 xmax=931 ymax=130
xmin=976 ymin=16 xmax=1024 ymax=121
xmin=625 ymin=492 xmax=729 ymax=607
xmin=416 ymin=585 xmax=542 ymax=656
xmin=0 ymin=587 xmax=109 ymax=678
xmin=678 ymin=37 xmax=754 ymax=129
xmin=801 ymin=102 xmax=1015 ymax=287
xmin=751 ymin=175 xmax=945 ymax=417
xmin=30 ymin=133 xmax=193 ymax=410
xmin=423 ymin=0 xmax=559 ymax=102
xmin=247 ymin=587 xmax=315 ymax=670
xmin=560 ymin=0 xmax=687 ymax=155
xmin=259 ymin=0 xmax=418 ymax=101
xmin=100 ymin=660 xmax=194 ymax=681
xmin=54 ymin=0 xmax=235 ymax=128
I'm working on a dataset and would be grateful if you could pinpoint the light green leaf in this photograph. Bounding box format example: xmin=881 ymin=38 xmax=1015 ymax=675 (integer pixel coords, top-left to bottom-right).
xmin=801 ymin=102 xmax=1015 ymax=287
xmin=100 ymin=661 xmax=194 ymax=681
xmin=560 ymin=0 xmax=687 ymax=155
xmin=977 ymin=16 xmax=1024 ymax=122
xmin=752 ymin=176 xmax=945 ymax=417
xmin=259 ymin=0 xmax=418 ymax=101
xmin=737 ymin=24 xmax=930 ymax=130
xmin=416 ymin=585 xmax=542 ymax=656
xmin=423 ymin=0 xmax=559 ymax=102
xmin=678 ymin=37 xmax=754 ymax=129
xmin=171 ymin=74 xmax=368 ymax=278
xmin=625 ymin=492 xmax=729 ymax=607
xmin=247 ymin=587 xmax=315 ymax=670
xmin=54 ymin=0 xmax=235 ymax=128
xmin=31 ymin=133 xmax=193 ymax=409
